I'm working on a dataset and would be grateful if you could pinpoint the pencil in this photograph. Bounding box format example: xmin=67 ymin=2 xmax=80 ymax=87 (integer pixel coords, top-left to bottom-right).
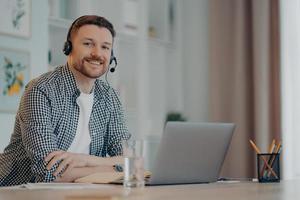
xmin=269 ymin=139 xmax=276 ymax=153
xmin=266 ymin=141 xmax=282 ymax=178
xmin=249 ymin=140 xmax=261 ymax=153
xmin=261 ymin=139 xmax=276 ymax=177
xmin=249 ymin=140 xmax=278 ymax=179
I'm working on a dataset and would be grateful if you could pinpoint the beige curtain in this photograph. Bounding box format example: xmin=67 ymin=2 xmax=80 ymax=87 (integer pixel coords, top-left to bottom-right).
xmin=209 ymin=0 xmax=281 ymax=178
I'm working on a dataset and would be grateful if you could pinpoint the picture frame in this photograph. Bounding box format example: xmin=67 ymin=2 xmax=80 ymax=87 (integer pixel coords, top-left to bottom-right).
xmin=0 ymin=0 xmax=31 ymax=38
xmin=0 ymin=48 xmax=30 ymax=113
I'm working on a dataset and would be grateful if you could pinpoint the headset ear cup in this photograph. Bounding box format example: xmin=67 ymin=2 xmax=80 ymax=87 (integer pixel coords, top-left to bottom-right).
xmin=63 ymin=41 xmax=72 ymax=56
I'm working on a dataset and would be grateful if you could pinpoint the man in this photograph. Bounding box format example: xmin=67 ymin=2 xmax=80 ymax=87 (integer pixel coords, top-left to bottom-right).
xmin=0 ymin=15 xmax=130 ymax=186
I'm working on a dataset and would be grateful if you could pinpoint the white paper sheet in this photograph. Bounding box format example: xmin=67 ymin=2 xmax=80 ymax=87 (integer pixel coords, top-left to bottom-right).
xmin=22 ymin=183 xmax=111 ymax=190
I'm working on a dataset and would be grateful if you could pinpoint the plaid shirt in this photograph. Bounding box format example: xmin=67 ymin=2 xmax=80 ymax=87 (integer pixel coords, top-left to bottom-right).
xmin=0 ymin=64 xmax=130 ymax=186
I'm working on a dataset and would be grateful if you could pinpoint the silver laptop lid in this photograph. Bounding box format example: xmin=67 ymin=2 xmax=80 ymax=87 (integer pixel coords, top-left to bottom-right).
xmin=148 ymin=122 xmax=235 ymax=185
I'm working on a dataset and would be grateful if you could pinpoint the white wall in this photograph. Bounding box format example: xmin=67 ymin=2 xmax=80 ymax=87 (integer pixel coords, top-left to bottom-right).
xmin=280 ymin=0 xmax=300 ymax=180
xmin=181 ymin=0 xmax=210 ymax=122
xmin=0 ymin=0 xmax=48 ymax=152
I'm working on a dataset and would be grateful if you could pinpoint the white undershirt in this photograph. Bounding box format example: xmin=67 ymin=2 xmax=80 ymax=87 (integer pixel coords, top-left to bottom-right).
xmin=68 ymin=92 xmax=94 ymax=154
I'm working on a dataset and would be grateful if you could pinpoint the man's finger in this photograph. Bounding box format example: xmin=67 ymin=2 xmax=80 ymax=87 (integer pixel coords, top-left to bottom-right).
xmin=45 ymin=151 xmax=63 ymax=162
xmin=53 ymin=157 xmax=72 ymax=177
xmin=53 ymin=162 xmax=66 ymax=177
xmin=46 ymin=152 xmax=67 ymax=170
xmin=60 ymin=162 xmax=75 ymax=177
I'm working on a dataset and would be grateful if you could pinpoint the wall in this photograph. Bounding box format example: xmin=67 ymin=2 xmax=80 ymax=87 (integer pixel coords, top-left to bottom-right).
xmin=0 ymin=0 xmax=48 ymax=152
xmin=181 ymin=0 xmax=210 ymax=122
xmin=280 ymin=0 xmax=300 ymax=180
xmin=0 ymin=0 xmax=211 ymax=151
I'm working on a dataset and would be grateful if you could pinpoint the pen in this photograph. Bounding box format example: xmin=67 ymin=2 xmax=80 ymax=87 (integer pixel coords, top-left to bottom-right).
xmin=249 ymin=140 xmax=278 ymax=179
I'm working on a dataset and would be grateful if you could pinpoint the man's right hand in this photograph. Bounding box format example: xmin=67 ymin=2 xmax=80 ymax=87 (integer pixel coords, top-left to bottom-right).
xmin=45 ymin=151 xmax=89 ymax=177
xmin=45 ymin=151 xmax=124 ymax=180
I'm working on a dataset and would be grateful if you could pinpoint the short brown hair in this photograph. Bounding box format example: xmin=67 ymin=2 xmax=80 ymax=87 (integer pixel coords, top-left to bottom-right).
xmin=67 ymin=15 xmax=116 ymax=42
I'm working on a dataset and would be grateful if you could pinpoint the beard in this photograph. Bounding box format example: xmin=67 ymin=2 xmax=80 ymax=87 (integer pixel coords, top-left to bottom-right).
xmin=73 ymin=57 xmax=108 ymax=79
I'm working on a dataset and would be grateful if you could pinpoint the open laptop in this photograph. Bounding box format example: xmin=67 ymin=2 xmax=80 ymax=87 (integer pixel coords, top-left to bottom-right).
xmin=146 ymin=121 xmax=235 ymax=185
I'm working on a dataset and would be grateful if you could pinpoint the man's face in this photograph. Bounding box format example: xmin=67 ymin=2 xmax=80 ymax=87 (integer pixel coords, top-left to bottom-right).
xmin=69 ymin=25 xmax=113 ymax=79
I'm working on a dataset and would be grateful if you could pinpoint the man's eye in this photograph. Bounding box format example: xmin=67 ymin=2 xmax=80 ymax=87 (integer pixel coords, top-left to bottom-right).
xmin=102 ymin=46 xmax=110 ymax=50
xmin=83 ymin=42 xmax=92 ymax=46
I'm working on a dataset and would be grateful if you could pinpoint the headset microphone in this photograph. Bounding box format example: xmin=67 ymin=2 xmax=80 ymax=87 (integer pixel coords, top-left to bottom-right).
xmin=110 ymin=67 xmax=115 ymax=73
xmin=109 ymin=51 xmax=117 ymax=73
xmin=109 ymin=58 xmax=117 ymax=73
xmin=105 ymin=52 xmax=118 ymax=88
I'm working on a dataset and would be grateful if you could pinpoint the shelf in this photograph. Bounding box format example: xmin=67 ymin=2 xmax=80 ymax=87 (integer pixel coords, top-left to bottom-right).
xmin=115 ymin=32 xmax=139 ymax=45
xmin=147 ymin=37 xmax=174 ymax=48
xmin=48 ymin=17 xmax=173 ymax=49
xmin=115 ymin=31 xmax=174 ymax=49
xmin=48 ymin=16 xmax=72 ymax=29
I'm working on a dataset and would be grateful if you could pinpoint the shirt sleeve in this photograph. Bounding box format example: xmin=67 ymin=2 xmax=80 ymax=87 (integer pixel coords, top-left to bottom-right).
xmin=106 ymin=89 xmax=131 ymax=156
xmin=18 ymin=82 xmax=59 ymax=182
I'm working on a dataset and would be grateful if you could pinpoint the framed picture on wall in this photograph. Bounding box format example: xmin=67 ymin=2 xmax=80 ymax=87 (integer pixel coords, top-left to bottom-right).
xmin=0 ymin=0 xmax=31 ymax=38
xmin=0 ymin=48 xmax=30 ymax=113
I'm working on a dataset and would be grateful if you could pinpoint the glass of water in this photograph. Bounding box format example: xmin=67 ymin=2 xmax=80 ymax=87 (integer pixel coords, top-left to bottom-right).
xmin=122 ymin=139 xmax=145 ymax=188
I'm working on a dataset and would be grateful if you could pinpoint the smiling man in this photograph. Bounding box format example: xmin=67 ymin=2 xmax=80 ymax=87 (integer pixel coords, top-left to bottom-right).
xmin=0 ymin=15 xmax=130 ymax=186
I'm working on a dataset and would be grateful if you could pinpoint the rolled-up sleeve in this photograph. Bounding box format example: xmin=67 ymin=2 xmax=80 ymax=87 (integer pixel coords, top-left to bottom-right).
xmin=19 ymin=83 xmax=59 ymax=182
xmin=107 ymin=89 xmax=131 ymax=156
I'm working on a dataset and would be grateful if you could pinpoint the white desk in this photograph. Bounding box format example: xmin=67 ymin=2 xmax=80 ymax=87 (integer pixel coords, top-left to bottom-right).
xmin=0 ymin=180 xmax=299 ymax=200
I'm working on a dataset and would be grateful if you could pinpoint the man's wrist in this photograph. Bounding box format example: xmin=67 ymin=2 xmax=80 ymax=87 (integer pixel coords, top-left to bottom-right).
xmin=85 ymin=155 xmax=102 ymax=166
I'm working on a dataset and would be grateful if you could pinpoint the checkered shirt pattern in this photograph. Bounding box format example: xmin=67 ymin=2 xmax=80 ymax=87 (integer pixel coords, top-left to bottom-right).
xmin=0 ymin=64 xmax=130 ymax=186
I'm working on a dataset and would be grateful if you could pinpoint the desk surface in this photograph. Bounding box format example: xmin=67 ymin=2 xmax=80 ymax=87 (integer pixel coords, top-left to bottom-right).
xmin=0 ymin=180 xmax=299 ymax=200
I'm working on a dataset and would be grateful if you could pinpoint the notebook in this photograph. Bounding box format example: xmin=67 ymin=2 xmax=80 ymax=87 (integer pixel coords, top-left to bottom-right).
xmin=146 ymin=121 xmax=235 ymax=185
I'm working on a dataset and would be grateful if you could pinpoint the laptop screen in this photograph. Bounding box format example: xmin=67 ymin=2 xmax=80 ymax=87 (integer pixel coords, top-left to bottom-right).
xmin=147 ymin=122 xmax=235 ymax=185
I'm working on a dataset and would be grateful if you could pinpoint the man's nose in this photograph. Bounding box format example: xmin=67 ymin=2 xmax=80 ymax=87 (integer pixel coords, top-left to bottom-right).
xmin=90 ymin=46 xmax=102 ymax=58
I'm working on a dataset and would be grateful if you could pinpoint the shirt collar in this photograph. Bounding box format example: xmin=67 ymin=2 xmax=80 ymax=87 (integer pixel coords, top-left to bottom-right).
xmin=62 ymin=64 xmax=80 ymax=98
xmin=62 ymin=63 xmax=106 ymax=101
xmin=94 ymin=79 xmax=107 ymax=101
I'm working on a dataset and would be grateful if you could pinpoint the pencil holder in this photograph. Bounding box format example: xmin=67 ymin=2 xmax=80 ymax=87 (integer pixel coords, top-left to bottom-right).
xmin=257 ymin=153 xmax=280 ymax=183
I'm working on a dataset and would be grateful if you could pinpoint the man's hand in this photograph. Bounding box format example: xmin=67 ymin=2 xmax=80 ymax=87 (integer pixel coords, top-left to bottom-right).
xmin=53 ymin=165 xmax=116 ymax=183
xmin=45 ymin=151 xmax=89 ymax=177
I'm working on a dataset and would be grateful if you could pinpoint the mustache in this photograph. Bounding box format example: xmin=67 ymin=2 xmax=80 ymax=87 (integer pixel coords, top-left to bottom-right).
xmin=84 ymin=56 xmax=102 ymax=62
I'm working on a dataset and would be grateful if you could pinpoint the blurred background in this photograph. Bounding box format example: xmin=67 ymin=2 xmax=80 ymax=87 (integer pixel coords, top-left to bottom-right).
xmin=0 ymin=0 xmax=299 ymax=180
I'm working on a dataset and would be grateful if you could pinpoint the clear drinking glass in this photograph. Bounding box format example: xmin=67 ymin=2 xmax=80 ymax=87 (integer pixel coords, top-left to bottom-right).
xmin=123 ymin=139 xmax=145 ymax=188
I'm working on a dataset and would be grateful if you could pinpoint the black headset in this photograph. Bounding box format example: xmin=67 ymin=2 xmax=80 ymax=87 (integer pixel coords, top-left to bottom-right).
xmin=63 ymin=16 xmax=117 ymax=73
